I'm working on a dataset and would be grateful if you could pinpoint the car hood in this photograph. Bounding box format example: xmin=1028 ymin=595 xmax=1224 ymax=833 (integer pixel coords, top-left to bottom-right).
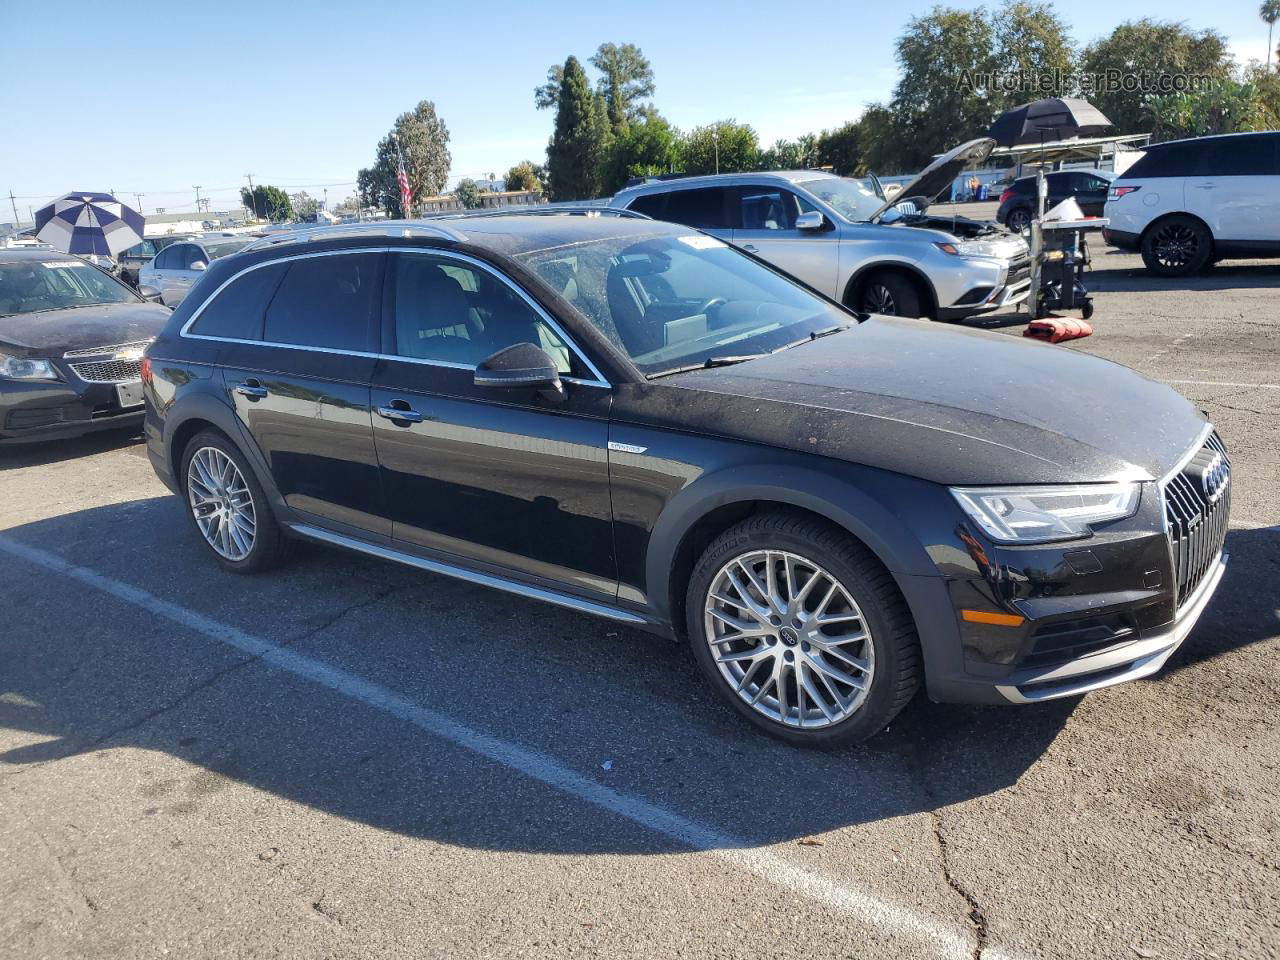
xmin=869 ymin=138 xmax=996 ymax=222
xmin=0 ymin=302 xmax=171 ymax=357
xmin=634 ymin=317 xmax=1207 ymax=485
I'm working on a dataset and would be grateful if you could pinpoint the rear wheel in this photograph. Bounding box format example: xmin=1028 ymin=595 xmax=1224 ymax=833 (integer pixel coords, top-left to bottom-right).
xmin=686 ymin=512 xmax=922 ymax=747
xmin=858 ymin=271 xmax=923 ymax=318
xmin=1141 ymin=215 xmax=1212 ymax=276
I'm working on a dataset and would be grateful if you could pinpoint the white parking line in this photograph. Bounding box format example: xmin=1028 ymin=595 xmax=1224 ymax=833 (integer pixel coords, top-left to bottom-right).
xmin=0 ymin=534 xmax=1017 ymax=960
xmin=1160 ymin=378 xmax=1280 ymax=391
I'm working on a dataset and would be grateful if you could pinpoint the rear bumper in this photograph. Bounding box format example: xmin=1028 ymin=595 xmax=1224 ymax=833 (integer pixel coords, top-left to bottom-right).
xmin=1102 ymin=227 xmax=1141 ymax=251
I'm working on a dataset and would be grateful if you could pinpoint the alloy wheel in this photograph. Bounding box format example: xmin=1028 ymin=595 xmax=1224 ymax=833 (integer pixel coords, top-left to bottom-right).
xmin=187 ymin=446 xmax=257 ymax=561
xmin=1151 ymin=223 xmax=1199 ymax=269
xmin=864 ymin=283 xmax=897 ymax=315
xmin=703 ymin=549 xmax=875 ymax=729
xmin=1008 ymin=209 xmax=1031 ymax=232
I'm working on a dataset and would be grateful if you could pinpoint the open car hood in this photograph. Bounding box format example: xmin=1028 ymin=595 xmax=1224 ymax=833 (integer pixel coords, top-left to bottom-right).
xmin=869 ymin=138 xmax=995 ymax=223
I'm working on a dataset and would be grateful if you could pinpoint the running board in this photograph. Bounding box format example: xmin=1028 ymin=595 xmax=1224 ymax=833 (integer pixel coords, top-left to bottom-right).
xmin=285 ymin=522 xmax=650 ymax=626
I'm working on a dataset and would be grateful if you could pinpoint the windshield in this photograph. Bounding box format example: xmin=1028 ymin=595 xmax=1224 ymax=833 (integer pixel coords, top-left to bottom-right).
xmin=0 ymin=259 xmax=137 ymax=316
xmin=795 ymin=177 xmax=884 ymax=222
xmin=514 ymin=231 xmax=850 ymax=377
xmin=203 ymin=239 xmax=253 ymax=260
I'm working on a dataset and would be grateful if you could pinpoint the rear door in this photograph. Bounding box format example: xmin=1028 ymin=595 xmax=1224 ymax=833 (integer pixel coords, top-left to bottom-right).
xmin=1188 ymin=134 xmax=1280 ymax=243
xmin=212 ymin=250 xmax=390 ymax=535
xmin=369 ymin=249 xmax=616 ymax=597
xmin=150 ymin=243 xmax=193 ymax=303
xmin=730 ymin=184 xmax=838 ymax=293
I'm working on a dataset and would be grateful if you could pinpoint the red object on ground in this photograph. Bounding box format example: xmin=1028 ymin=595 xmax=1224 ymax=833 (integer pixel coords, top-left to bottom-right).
xmin=1024 ymin=317 xmax=1094 ymax=343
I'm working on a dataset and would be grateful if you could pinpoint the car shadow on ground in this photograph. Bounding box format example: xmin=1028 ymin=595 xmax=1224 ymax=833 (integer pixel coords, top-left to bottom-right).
xmin=0 ymin=428 xmax=142 ymax=471
xmin=0 ymin=500 xmax=1269 ymax=855
xmin=1087 ymin=254 xmax=1280 ymax=294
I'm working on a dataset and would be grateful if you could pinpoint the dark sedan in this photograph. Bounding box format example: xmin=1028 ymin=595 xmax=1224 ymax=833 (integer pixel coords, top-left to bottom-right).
xmin=1 ymin=250 xmax=172 ymax=444
xmin=143 ymin=215 xmax=1229 ymax=746
xmin=997 ymin=170 xmax=1115 ymax=231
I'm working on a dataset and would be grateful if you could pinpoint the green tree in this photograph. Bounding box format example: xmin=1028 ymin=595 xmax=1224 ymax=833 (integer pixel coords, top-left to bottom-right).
xmin=546 ymin=56 xmax=612 ymax=200
xmin=290 ymin=191 xmax=318 ymax=221
xmin=239 ymin=185 xmax=293 ymax=222
xmin=992 ymin=1 xmax=1076 ymax=108
xmin=534 ymin=63 xmax=564 ymax=111
xmin=680 ymin=121 xmax=759 ymax=175
xmin=1080 ymin=20 xmax=1234 ymax=133
xmin=1263 ymin=0 xmax=1280 ymax=70
xmin=504 ymin=161 xmax=544 ymax=192
xmin=856 ymin=104 xmax=903 ymax=174
xmin=815 ymin=123 xmax=863 ymax=175
xmin=589 ymin=42 xmax=656 ymax=132
xmin=602 ymin=109 xmax=680 ymax=193
xmin=455 ymin=178 xmax=481 ymax=209
xmin=356 ymin=100 xmax=452 ymax=216
xmin=758 ymin=138 xmax=810 ymax=170
xmin=1148 ymin=78 xmax=1280 ymax=140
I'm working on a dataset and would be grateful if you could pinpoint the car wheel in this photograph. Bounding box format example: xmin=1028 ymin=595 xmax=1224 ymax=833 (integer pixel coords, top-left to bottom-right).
xmin=1006 ymin=207 xmax=1032 ymax=232
xmin=181 ymin=430 xmax=291 ymax=574
xmin=859 ymin=272 xmax=922 ymax=318
xmin=686 ymin=512 xmax=922 ymax=747
xmin=1141 ymin=216 xmax=1212 ymax=276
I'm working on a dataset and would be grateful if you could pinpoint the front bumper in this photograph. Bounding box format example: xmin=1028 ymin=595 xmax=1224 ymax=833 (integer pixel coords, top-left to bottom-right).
xmin=936 ymin=254 xmax=1032 ymax=319
xmin=0 ymin=378 xmax=144 ymax=444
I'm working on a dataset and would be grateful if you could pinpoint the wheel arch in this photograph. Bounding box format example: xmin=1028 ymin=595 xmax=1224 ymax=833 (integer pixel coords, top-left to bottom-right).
xmin=842 ymin=262 xmax=938 ymax=319
xmin=164 ymin=393 xmax=285 ymax=512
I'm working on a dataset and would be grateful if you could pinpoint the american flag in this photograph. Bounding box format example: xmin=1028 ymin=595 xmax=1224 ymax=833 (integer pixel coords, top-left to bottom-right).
xmin=395 ymin=139 xmax=413 ymax=217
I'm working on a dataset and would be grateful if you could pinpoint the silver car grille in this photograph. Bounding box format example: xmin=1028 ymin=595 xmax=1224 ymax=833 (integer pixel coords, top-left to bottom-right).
xmin=64 ymin=339 xmax=153 ymax=384
xmin=1162 ymin=431 xmax=1231 ymax=608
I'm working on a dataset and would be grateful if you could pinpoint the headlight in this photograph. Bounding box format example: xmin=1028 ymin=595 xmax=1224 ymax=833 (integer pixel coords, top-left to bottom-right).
xmin=0 ymin=353 xmax=61 ymax=381
xmin=951 ymin=483 xmax=1141 ymax=543
xmin=935 ymin=240 xmax=1009 ymax=259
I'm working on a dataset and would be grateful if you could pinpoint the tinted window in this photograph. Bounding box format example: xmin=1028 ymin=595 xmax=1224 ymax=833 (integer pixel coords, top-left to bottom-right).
xmin=188 ymin=263 xmax=287 ymax=340
xmin=392 ymin=254 xmax=574 ymax=372
xmin=662 ymin=187 xmax=732 ymax=229
xmin=262 ymin=253 xmax=382 ymax=352
xmin=1120 ymin=142 xmax=1204 ymax=179
xmin=1201 ymin=134 xmax=1278 ymax=177
xmin=627 ymin=193 xmax=667 ymax=219
xmin=154 ymin=245 xmax=185 ymax=269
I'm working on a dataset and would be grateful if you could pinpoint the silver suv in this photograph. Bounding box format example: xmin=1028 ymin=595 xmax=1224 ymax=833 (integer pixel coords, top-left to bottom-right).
xmin=610 ymin=139 xmax=1030 ymax=320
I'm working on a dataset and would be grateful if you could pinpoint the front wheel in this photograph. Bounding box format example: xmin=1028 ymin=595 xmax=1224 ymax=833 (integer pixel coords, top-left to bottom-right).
xmin=858 ymin=271 xmax=923 ymax=318
xmin=686 ymin=513 xmax=922 ymax=747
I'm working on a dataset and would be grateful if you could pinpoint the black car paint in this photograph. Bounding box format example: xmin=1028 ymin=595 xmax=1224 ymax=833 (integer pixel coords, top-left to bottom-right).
xmin=144 ymin=222 xmax=1214 ymax=706
xmin=1 ymin=253 xmax=172 ymax=443
xmin=996 ymin=172 xmax=1113 ymax=227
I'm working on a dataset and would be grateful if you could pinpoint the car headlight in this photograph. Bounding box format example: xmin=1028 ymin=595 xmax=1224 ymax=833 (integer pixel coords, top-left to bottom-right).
xmin=950 ymin=483 xmax=1141 ymax=543
xmin=935 ymin=240 xmax=1009 ymax=259
xmin=0 ymin=353 xmax=61 ymax=381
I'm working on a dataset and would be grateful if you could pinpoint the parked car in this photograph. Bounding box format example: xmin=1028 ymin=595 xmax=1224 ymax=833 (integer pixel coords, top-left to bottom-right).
xmin=997 ymin=170 xmax=1115 ymax=232
xmin=610 ymin=139 xmax=1031 ymax=321
xmin=143 ymin=217 xmax=1229 ymax=746
xmin=1104 ymin=131 xmax=1280 ymax=276
xmin=117 ymin=234 xmax=196 ymax=286
xmin=0 ymin=249 xmax=170 ymax=443
xmin=138 ymin=236 xmax=255 ymax=306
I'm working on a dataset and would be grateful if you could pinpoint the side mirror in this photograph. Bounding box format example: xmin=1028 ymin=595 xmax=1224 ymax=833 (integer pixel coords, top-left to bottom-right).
xmin=138 ymin=285 xmax=164 ymax=303
xmin=796 ymin=211 xmax=827 ymax=231
xmin=475 ymin=343 xmax=565 ymax=401
xmin=190 ymin=260 xmax=207 ymax=272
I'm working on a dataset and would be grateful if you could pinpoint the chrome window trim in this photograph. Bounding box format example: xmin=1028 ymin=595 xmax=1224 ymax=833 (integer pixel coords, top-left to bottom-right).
xmin=178 ymin=246 xmax=612 ymax=389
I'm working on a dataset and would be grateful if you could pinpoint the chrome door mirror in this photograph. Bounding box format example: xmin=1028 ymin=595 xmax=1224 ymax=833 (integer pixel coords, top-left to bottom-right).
xmin=475 ymin=343 xmax=565 ymax=401
xmin=190 ymin=260 xmax=207 ymax=272
xmin=796 ymin=211 xmax=827 ymax=231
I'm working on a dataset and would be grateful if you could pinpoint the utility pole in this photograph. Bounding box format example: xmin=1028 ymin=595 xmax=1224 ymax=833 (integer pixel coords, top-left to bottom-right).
xmin=193 ymin=185 xmax=202 ymax=213
xmin=8 ymin=190 xmax=19 ymax=227
xmin=134 ymin=193 xmax=144 ymax=215
xmin=712 ymin=129 xmax=720 ymax=175
xmin=245 ymin=173 xmax=257 ymax=221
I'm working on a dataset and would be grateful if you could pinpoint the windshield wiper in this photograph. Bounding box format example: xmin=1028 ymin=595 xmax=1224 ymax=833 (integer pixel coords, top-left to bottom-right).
xmin=647 ymin=353 xmax=769 ymax=380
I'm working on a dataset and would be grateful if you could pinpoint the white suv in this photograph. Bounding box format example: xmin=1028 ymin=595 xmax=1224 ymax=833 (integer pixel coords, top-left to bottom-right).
xmin=1104 ymin=131 xmax=1280 ymax=276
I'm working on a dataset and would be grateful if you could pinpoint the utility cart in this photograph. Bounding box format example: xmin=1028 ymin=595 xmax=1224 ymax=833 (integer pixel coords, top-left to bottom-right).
xmin=1029 ymin=215 xmax=1108 ymax=320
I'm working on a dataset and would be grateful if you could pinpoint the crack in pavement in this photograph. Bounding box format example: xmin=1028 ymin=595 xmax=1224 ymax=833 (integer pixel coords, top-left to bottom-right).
xmin=930 ymin=809 xmax=990 ymax=960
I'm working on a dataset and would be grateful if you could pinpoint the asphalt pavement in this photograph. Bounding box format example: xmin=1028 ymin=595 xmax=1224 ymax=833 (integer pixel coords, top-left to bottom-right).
xmin=1 ymin=245 xmax=1277 ymax=960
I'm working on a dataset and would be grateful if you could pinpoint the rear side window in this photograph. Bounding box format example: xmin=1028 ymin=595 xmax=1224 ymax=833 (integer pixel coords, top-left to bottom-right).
xmin=662 ymin=187 xmax=733 ymax=229
xmin=188 ymin=263 xmax=287 ymax=340
xmin=1119 ymin=142 xmax=1204 ymax=179
xmin=262 ymin=253 xmax=383 ymax=352
xmin=1201 ymin=135 xmax=1278 ymax=177
xmin=627 ymin=192 xmax=667 ymax=219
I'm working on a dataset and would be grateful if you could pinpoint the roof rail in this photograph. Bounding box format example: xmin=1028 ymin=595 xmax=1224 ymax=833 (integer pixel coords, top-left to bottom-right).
xmin=241 ymin=220 xmax=466 ymax=252
xmin=430 ymin=205 xmax=651 ymax=221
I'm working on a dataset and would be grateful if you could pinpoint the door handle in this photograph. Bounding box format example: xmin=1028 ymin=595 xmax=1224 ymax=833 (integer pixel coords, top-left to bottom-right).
xmin=1193 ymin=183 xmax=1216 ymax=190
xmin=234 ymin=380 xmax=268 ymax=400
xmin=741 ymin=243 xmax=759 ymax=253
xmin=375 ymin=400 xmax=423 ymax=425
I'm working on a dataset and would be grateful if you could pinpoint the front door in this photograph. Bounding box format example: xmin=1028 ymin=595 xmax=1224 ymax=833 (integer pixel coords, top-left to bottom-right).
xmin=217 ymin=250 xmax=389 ymax=535
xmin=730 ymin=185 xmax=839 ymax=293
xmin=370 ymin=250 xmax=616 ymax=598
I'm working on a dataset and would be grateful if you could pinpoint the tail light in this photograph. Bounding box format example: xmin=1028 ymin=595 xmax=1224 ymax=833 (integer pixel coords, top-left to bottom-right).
xmin=1109 ymin=185 xmax=1140 ymax=201
xmin=999 ymin=188 xmax=1014 ymax=204
xmin=140 ymin=355 xmax=152 ymax=384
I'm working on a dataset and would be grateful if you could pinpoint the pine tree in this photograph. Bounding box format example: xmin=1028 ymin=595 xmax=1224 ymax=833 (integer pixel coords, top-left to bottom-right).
xmin=546 ymin=56 xmax=610 ymax=201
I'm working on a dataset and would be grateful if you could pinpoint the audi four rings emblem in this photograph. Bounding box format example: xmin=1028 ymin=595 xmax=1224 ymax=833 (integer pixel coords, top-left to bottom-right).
xmin=1201 ymin=452 xmax=1229 ymax=503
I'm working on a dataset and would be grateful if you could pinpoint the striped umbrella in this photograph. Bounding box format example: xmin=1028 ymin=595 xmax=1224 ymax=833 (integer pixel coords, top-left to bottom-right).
xmin=34 ymin=192 xmax=145 ymax=257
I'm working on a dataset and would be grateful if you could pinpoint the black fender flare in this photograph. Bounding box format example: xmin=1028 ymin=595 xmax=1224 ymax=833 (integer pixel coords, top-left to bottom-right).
xmin=644 ymin=462 xmax=939 ymax=625
xmin=841 ymin=261 xmax=939 ymax=316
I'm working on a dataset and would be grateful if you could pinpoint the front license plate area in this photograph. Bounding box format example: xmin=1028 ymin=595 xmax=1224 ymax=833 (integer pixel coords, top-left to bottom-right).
xmin=116 ymin=380 xmax=144 ymax=408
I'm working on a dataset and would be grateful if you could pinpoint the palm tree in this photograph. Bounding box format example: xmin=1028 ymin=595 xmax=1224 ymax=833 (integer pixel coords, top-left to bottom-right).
xmin=1264 ymin=0 xmax=1280 ymax=70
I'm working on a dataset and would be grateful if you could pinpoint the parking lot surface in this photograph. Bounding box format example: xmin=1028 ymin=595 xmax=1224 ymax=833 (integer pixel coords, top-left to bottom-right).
xmin=2 ymin=246 xmax=1277 ymax=960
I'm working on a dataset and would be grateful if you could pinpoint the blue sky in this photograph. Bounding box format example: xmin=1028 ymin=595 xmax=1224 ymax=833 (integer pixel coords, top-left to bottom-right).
xmin=1 ymin=0 xmax=1272 ymax=220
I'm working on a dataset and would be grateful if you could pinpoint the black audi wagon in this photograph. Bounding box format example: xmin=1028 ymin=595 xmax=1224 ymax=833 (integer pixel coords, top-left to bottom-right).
xmin=142 ymin=214 xmax=1229 ymax=745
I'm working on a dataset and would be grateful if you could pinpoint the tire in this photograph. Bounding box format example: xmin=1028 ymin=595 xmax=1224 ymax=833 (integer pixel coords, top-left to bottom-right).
xmin=1141 ymin=215 xmax=1212 ymax=276
xmin=858 ymin=271 xmax=923 ymax=318
xmin=685 ymin=512 xmax=922 ymax=747
xmin=1006 ymin=207 xmax=1032 ymax=233
xmin=180 ymin=430 xmax=292 ymax=574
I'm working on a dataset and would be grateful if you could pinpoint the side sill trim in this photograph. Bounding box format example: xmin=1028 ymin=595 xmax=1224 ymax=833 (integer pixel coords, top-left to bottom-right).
xmin=285 ymin=522 xmax=648 ymax=626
